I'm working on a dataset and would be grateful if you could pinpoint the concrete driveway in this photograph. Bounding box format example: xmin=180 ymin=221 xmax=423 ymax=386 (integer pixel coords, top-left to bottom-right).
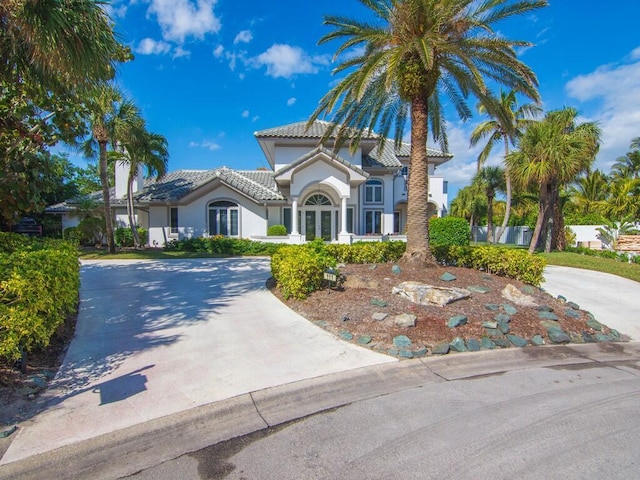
xmin=1 ymin=258 xmax=394 ymax=464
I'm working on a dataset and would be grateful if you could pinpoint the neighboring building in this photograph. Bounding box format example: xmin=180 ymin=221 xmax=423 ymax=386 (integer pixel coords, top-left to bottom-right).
xmin=47 ymin=120 xmax=453 ymax=246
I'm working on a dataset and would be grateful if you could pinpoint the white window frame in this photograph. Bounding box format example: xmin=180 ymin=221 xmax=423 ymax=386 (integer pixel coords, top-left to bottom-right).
xmin=169 ymin=207 xmax=179 ymax=236
xmin=208 ymin=201 xmax=240 ymax=237
xmin=364 ymin=179 xmax=383 ymax=204
xmin=364 ymin=209 xmax=383 ymax=234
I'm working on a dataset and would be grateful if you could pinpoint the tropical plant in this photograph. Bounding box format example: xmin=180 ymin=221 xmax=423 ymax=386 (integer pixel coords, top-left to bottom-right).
xmin=309 ymin=0 xmax=546 ymax=265
xmin=599 ymin=177 xmax=640 ymax=220
xmin=469 ymin=89 xmax=541 ymax=243
xmin=472 ymin=166 xmax=506 ymax=243
xmin=449 ymin=184 xmax=485 ymax=230
xmin=611 ymin=150 xmax=640 ymax=180
xmin=506 ymin=107 xmax=601 ymax=253
xmin=566 ymin=169 xmax=609 ymax=217
xmin=596 ymin=218 xmax=640 ymax=250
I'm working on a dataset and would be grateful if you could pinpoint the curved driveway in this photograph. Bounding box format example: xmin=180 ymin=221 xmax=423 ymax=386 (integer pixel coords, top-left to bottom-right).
xmin=2 ymin=258 xmax=394 ymax=464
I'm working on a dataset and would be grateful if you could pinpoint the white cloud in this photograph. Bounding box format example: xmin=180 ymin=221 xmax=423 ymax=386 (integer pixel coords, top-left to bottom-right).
xmin=189 ymin=140 xmax=221 ymax=151
xmin=234 ymin=30 xmax=253 ymax=45
xmin=213 ymin=45 xmax=224 ymax=58
xmin=147 ymin=0 xmax=221 ymax=43
xmin=565 ymin=49 xmax=640 ymax=170
xmin=252 ymin=115 xmax=260 ymax=122
xmin=242 ymin=110 xmax=249 ymax=118
xmin=173 ymin=46 xmax=191 ymax=59
xmin=253 ymin=44 xmax=327 ymax=78
xmin=287 ymin=97 xmax=296 ymax=106
xmin=103 ymin=1 xmax=128 ymax=19
xmin=135 ymin=37 xmax=171 ymax=55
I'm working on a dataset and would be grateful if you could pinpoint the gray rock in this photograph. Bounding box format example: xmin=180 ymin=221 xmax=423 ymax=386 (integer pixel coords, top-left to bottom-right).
xmin=586 ymin=312 xmax=596 ymax=321
xmin=581 ymin=331 xmax=596 ymax=343
xmin=595 ymin=333 xmax=613 ymax=342
xmin=557 ymin=295 xmax=567 ymax=302
xmin=610 ymin=329 xmax=621 ymax=340
xmin=502 ymin=304 xmax=518 ymax=316
xmin=493 ymin=337 xmax=511 ymax=348
xmin=447 ymin=315 xmax=468 ymax=328
xmin=339 ymin=331 xmax=354 ymax=340
xmin=357 ymin=335 xmax=372 ymax=345
xmin=531 ymin=335 xmax=545 ymax=346
xmin=480 ymin=337 xmax=496 ymax=350
xmin=449 ymin=337 xmax=467 ymax=352
xmin=497 ymin=317 xmax=510 ymax=334
xmin=393 ymin=335 xmax=412 ymax=348
xmin=372 ymin=312 xmax=388 ymax=322
xmin=537 ymin=304 xmax=554 ymax=312
xmin=481 ymin=274 xmax=494 ymax=281
xmin=391 ymin=265 xmax=402 ymax=275
xmin=314 ymin=320 xmax=328 ymax=327
xmin=482 ymin=321 xmax=498 ymax=329
xmin=466 ymin=338 xmax=481 ymax=351
xmin=507 ymin=334 xmax=528 ymax=347
xmin=565 ymin=309 xmax=581 ymax=318
xmin=567 ymin=301 xmax=580 ymax=310
xmin=502 ymin=284 xmax=538 ymax=307
xmin=546 ymin=326 xmax=571 ymax=344
xmin=485 ymin=328 xmax=503 ymax=337
xmin=485 ymin=303 xmax=500 ymax=311
xmin=541 ymin=321 xmax=560 ymax=329
xmin=440 ymin=272 xmax=457 ymax=282
xmin=521 ymin=285 xmax=536 ymax=294
xmin=27 ymin=375 xmax=47 ymax=389
xmin=586 ymin=318 xmax=603 ymax=331
xmin=393 ymin=313 xmax=417 ymax=328
xmin=467 ymin=285 xmax=490 ymax=294
xmin=392 ymin=281 xmax=471 ymax=307
xmin=494 ymin=313 xmax=511 ymax=323
xmin=343 ymin=275 xmax=380 ymax=289
xmin=432 ymin=342 xmax=450 ymax=355
xmin=538 ymin=311 xmax=559 ymax=321
xmin=370 ymin=298 xmax=388 ymax=307
xmin=399 ymin=350 xmax=413 ymax=358
xmin=413 ymin=347 xmax=428 ymax=358
xmin=387 ymin=349 xmax=399 ymax=356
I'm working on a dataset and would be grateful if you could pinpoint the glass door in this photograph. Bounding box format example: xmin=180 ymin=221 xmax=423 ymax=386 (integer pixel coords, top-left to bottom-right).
xmin=305 ymin=211 xmax=316 ymax=240
xmin=321 ymin=211 xmax=332 ymax=241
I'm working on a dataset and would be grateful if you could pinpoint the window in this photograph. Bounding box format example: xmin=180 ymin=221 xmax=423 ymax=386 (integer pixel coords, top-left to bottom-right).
xmin=394 ymin=211 xmax=400 ymax=234
xmin=208 ymin=201 xmax=239 ymax=236
xmin=283 ymin=207 xmax=292 ymax=233
xmin=346 ymin=207 xmax=354 ymax=233
xmin=305 ymin=194 xmax=331 ymax=206
xmin=364 ymin=179 xmax=383 ymax=204
xmin=401 ymin=166 xmax=409 ymax=177
xmin=364 ymin=210 xmax=382 ymax=234
xmin=169 ymin=207 xmax=178 ymax=235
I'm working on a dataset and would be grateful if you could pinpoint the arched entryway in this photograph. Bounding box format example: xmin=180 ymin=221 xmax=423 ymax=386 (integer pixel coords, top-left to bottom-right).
xmin=302 ymin=193 xmax=336 ymax=241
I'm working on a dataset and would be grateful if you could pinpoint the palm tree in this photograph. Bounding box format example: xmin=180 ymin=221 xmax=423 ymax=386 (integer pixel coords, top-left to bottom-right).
xmin=506 ymin=107 xmax=601 ymax=253
xmin=600 ymin=177 xmax=640 ymax=220
xmin=309 ymin=0 xmax=546 ymax=264
xmin=449 ymin=184 xmax=485 ymax=232
xmin=121 ymin=125 xmax=169 ymax=248
xmin=611 ymin=150 xmax=640 ymax=180
xmin=566 ymin=169 xmax=609 ymax=217
xmin=472 ymin=166 xmax=506 ymax=243
xmin=83 ymin=85 xmax=142 ymax=254
xmin=469 ymin=90 xmax=541 ymax=243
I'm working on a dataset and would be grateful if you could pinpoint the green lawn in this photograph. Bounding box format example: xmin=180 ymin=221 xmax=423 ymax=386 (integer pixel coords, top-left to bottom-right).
xmin=541 ymin=251 xmax=640 ymax=283
xmin=78 ymin=248 xmax=229 ymax=260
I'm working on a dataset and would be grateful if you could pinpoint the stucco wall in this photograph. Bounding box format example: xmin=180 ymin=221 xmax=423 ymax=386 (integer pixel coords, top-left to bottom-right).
xmin=274 ymin=146 xmax=362 ymax=171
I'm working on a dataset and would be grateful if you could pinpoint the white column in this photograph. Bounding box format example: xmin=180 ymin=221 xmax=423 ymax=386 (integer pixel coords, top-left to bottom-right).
xmin=291 ymin=198 xmax=299 ymax=234
xmin=340 ymin=197 xmax=348 ymax=234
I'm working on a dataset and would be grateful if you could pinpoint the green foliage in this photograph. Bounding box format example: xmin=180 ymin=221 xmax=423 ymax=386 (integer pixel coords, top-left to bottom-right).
xmin=164 ymin=236 xmax=283 ymax=257
xmin=267 ymin=225 xmax=288 ymax=236
xmin=115 ymin=227 xmax=149 ymax=247
xmin=271 ymin=241 xmax=337 ymax=299
xmin=0 ymin=237 xmax=80 ymax=361
xmin=564 ymin=245 xmax=635 ymax=263
xmin=429 ymin=217 xmax=470 ymax=246
xmin=325 ymin=241 xmax=406 ymax=264
xmin=0 ymin=232 xmax=31 ymax=253
xmin=564 ymin=227 xmax=577 ymax=248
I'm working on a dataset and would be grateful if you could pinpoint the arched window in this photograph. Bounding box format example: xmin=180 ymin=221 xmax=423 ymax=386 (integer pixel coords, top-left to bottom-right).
xmin=305 ymin=194 xmax=332 ymax=206
xmin=208 ymin=201 xmax=239 ymax=236
xmin=364 ymin=179 xmax=383 ymax=204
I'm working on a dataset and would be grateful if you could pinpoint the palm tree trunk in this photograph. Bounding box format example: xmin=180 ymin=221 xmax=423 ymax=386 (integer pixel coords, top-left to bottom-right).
xmin=402 ymin=94 xmax=435 ymax=265
xmin=127 ymin=168 xmax=141 ymax=249
xmin=528 ymin=182 xmax=551 ymax=254
xmin=549 ymin=181 xmax=565 ymax=252
xmin=494 ymin=138 xmax=511 ymax=244
xmin=98 ymin=140 xmax=116 ymax=254
xmin=486 ymin=192 xmax=494 ymax=244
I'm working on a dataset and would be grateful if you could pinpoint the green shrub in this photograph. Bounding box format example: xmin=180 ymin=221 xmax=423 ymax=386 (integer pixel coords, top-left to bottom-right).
xmin=267 ymin=224 xmax=288 ymax=236
xmin=429 ymin=217 xmax=470 ymax=246
xmin=73 ymin=216 xmax=105 ymax=246
xmin=0 ymin=232 xmax=31 ymax=253
xmin=0 ymin=239 xmax=80 ymax=362
xmin=325 ymin=241 xmax=405 ymax=264
xmin=271 ymin=241 xmax=337 ymax=299
xmin=164 ymin=236 xmax=283 ymax=256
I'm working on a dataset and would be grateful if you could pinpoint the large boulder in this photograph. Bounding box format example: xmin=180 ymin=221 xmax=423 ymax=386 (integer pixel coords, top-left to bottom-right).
xmin=392 ymin=281 xmax=471 ymax=307
xmin=501 ymin=284 xmax=538 ymax=307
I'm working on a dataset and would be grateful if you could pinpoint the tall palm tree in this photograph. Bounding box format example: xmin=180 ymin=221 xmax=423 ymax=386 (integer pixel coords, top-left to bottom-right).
xmin=600 ymin=177 xmax=640 ymax=220
xmin=309 ymin=0 xmax=546 ymax=264
xmin=566 ymin=169 xmax=609 ymax=216
xmin=121 ymin=125 xmax=169 ymax=248
xmin=472 ymin=166 xmax=506 ymax=243
xmin=449 ymin=184 xmax=485 ymax=232
xmin=83 ymin=85 xmax=141 ymax=254
xmin=611 ymin=150 xmax=640 ymax=180
xmin=506 ymin=107 xmax=601 ymax=253
xmin=469 ymin=90 xmax=541 ymax=243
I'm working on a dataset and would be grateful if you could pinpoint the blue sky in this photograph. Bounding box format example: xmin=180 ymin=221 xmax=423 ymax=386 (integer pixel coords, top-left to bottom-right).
xmin=93 ymin=0 xmax=640 ymax=201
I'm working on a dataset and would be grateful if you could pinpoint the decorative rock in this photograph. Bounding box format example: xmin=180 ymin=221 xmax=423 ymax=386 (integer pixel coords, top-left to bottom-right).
xmin=502 ymin=304 xmax=518 ymax=316
xmin=565 ymin=309 xmax=581 ymax=319
xmin=314 ymin=320 xmax=328 ymax=327
xmin=388 ymin=349 xmax=399 ymax=356
xmin=507 ymin=334 xmax=528 ymax=347
xmin=449 ymin=337 xmax=467 ymax=352
xmin=339 ymin=331 xmax=354 ymax=340
xmin=432 ymin=342 xmax=450 ymax=355
xmin=541 ymin=321 xmax=560 ymax=330
xmin=440 ymin=272 xmax=457 ymax=282
xmin=370 ymin=298 xmax=388 ymax=307
xmin=586 ymin=312 xmax=596 ymax=321
xmin=586 ymin=318 xmax=603 ymax=331
xmin=531 ymin=335 xmax=545 ymax=346
xmin=343 ymin=275 xmax=380 ymax=289
xmin=466 ymin=338 xmax=481 ymax=352
xmin=494 ymin=313 xmax=511 ymax=323
xmin=391 ymin=264 xmax=402 ymax=275
xmin=413 ymin=347 xmax=428 ymax=358
xmin=502 ymin=284 xmax=538 ymax=307
xmin=480 ymin=337 xmax=496 ymax=350
xmin=357 ymin=335 xmax=372 ymax=345
xmin=537 ymin=304 xmax=554 ymax=312
xmin=521 ymin=285 xmax=536 ymax=294
xmin=393 ymin=313 xmax=417 ymax=328
xmin=372 ymin=312 xmax=388 ymax=322
xmin=485 ymin=328 xmax=503 ymax=337
xmin=27 ymin=375 xmax=47 ymax=389
xmin=497 ymin=317 xmax=510 ymax=334
xmin=546 ymin=326 xmax=570 ymax=344
xmin=557 ymin=295 xmax=567 ymax=302
xmin=467 ymin=285 xmax=490 ymax=294
xmin=492 ymin=337 xmax=511 ymax=348
xmin=610 ymin=329 xmax=621 ymax=340
xmin=481 ymin=274 xmax=494 ymax=281
xmin=581 ymin=331 xmax=596 ymax=343
xmin=569 ymin=332 xmax=585 ymax=344
xmin=399 ymin=350 xmax=413 ymax=358
xmin=393 ymin=335 xmax=412 ymax=348
xmin=447 ymin=315 xmax=468 ymax=328
xmin=485 ymin=303 xmax=500 ymax=311
xmin=482 ymin=321 xmax=498 ymax=329
xmin=538 ymin=311 xmax=559 ymax=321
xmin=392 ymin=282 xmax=471 ymax=307
xmin=595 ymin=333 xmax=612 ymax=342
xmin=567 ymin=301 xmax=580 ymax=310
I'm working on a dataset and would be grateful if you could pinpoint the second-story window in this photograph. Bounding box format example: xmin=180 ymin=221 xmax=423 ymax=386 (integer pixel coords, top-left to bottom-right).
xmin=364 ymin=179 xmax=383 ymax=204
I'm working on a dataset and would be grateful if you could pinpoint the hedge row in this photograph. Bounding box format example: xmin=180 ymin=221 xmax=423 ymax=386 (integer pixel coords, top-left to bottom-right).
xmin=0 ymin=233 xmax=80 ymax=362
xmin=325 ymin=241 xmax=406 ymax=264
xmin=565 ymin=245 xmax=640 ymax=264
xmin=165 ymin=236 xmax=283 ymax=256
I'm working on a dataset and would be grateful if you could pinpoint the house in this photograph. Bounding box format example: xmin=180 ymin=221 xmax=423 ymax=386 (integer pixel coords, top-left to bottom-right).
xmin=47 ymin=120 xmax=453 ymax=246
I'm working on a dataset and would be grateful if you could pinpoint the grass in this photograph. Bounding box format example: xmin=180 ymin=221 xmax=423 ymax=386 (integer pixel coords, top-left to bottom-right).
xmin=78 ymin=248 xmax=229 ymax=260
xmin=541 ymin=251 xmax=640 ymax=283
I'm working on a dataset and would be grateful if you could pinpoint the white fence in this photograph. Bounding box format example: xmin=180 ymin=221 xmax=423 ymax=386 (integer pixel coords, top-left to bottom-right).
xmin=471 ymin=225 xmax=604 ymax=247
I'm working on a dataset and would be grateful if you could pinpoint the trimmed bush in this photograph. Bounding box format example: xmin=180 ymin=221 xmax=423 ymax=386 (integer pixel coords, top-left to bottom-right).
xmin=271 ymin=240 xmax=337 ymax=299
xmin=326 ymin=241 xmax=405 ymax=264
xmin=0 ymin=232 xmax=31 ymax=253
xmin=0 ymin=237 xmax=80 ymax=362
xmin=164 ymin=236 xmax=283 ymax=256
xmin=267 ymin=224 xmax=288 ymax=236
xmin=114 ymin=227 xmax=149 ymax=247
xmin=429 ymin=217 xmax=470 ymax=246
